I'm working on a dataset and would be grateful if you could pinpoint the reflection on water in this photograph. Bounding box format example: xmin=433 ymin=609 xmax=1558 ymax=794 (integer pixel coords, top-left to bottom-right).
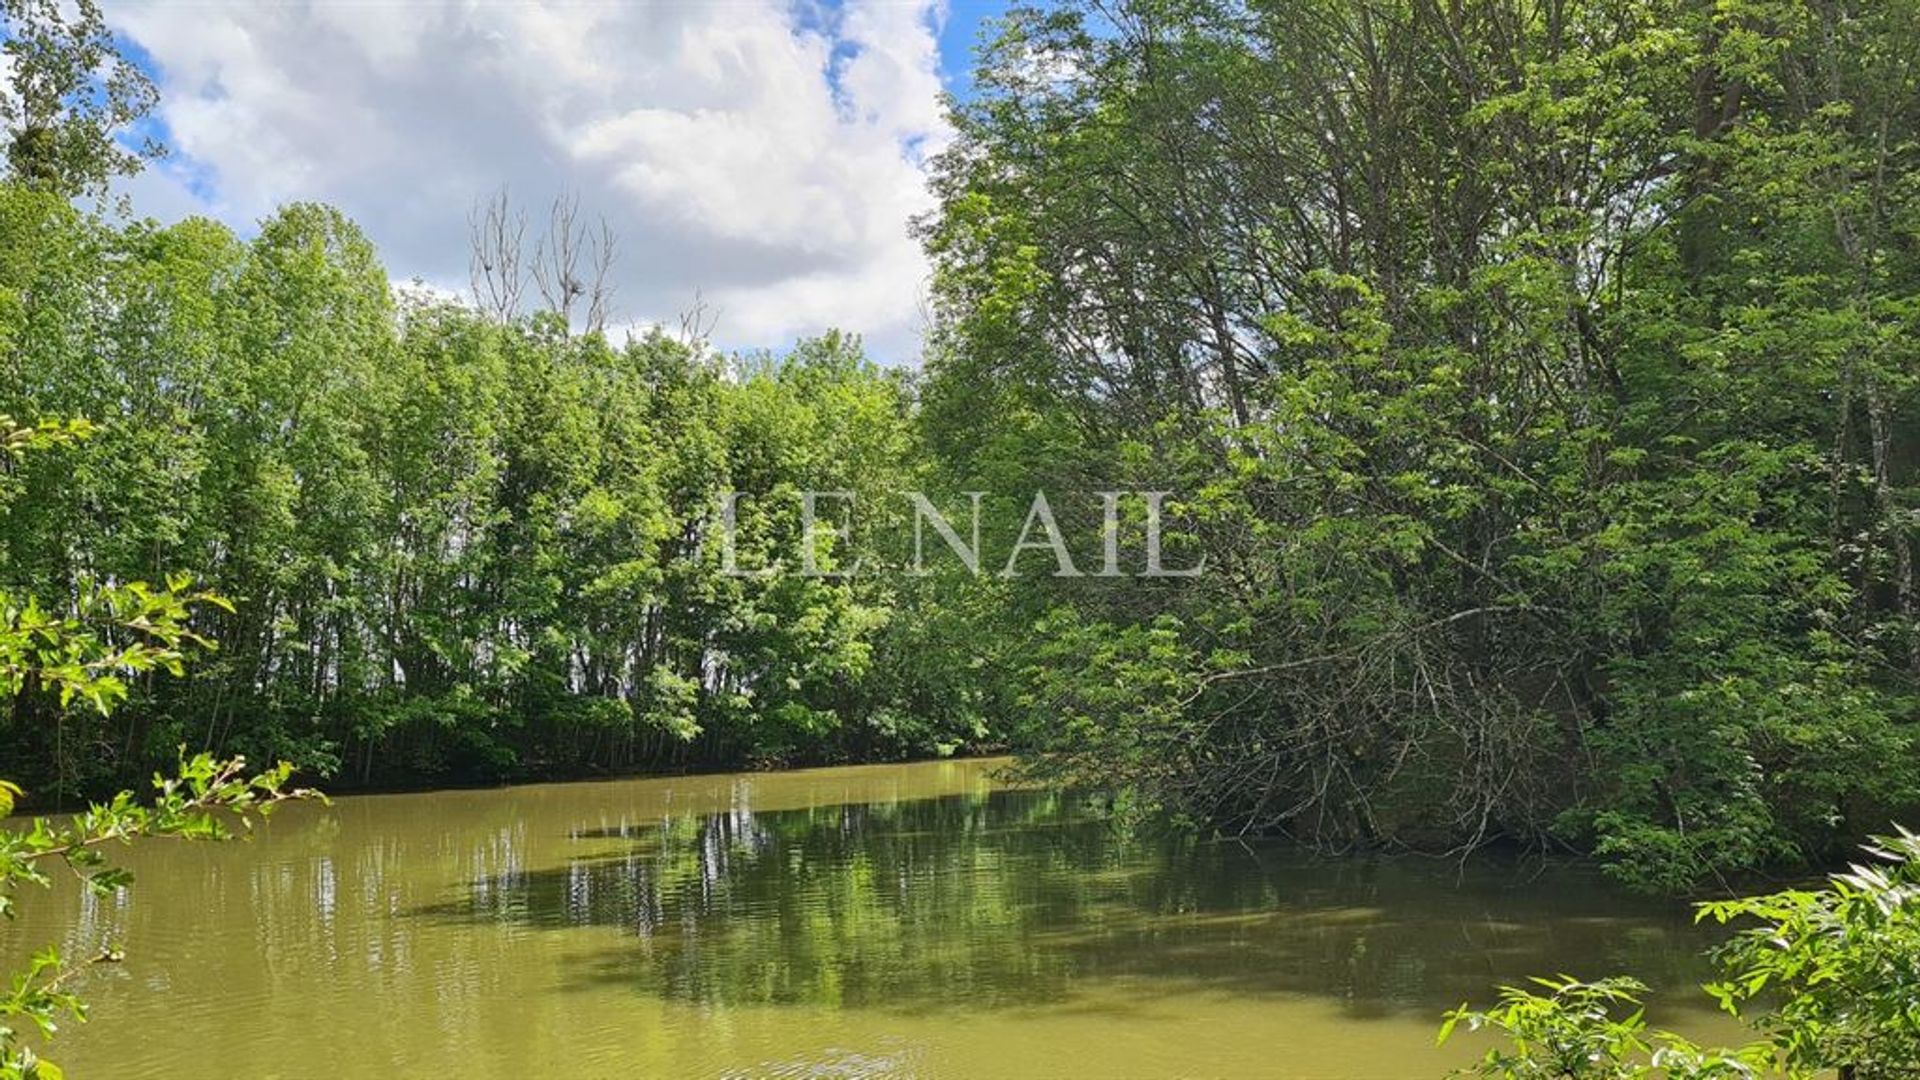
xmin=419 ymin=789 xmax=1712 ymax=1018
xmin=0 ymin=759 xmax=1731 ymax=1078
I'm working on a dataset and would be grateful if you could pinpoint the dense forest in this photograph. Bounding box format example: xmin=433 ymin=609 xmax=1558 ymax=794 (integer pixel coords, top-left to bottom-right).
xmin=0 ymin=189 xmax=997 ymax=790
xmin=918 ymin=0 xmax=1920 ymax=894
xmin=1 ymin=0 xmax=1918 ymax=900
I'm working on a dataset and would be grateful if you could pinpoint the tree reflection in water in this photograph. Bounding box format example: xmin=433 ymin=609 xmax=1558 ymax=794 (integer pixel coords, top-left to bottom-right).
xmin=410 ymin=789 xmax=1716 ymax=1018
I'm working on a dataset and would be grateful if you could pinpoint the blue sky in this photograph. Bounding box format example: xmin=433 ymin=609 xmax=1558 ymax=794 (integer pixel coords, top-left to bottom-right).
xmin=938 ymin=1 xmax=1010 ymax=103
xmin=103 ymin=0 xmax=1018 ymax=362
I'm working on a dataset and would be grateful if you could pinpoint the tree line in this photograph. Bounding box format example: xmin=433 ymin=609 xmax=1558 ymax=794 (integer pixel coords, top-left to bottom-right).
xmin=3 ymin=0 xmax=1920 ymax=899
xmin=6 ymin=0 xmax=1920 ymax=1075
xmin=0 ymin=182 xmax=1016 ymax=793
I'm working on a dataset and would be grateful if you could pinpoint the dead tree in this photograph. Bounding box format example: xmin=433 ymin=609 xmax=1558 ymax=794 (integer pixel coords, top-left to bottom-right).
xmin=585 ymin=215 xmax=617 ymax=335
xmin=531 ymin=192 xmax=618 ymax=335
xmin=471 ymin=189 xmax=618 ymax=334
xmin=467 ymin=187 xmax=526 ymax=323
xmin=677 ymin=289 xmax=719 ymax=348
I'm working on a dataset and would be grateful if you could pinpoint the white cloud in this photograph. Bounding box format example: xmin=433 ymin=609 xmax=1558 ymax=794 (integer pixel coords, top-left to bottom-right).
xmin=106 ymin=0 xmax=952 ymax=361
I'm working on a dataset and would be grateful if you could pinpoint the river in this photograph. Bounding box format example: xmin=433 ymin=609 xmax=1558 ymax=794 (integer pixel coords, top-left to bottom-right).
xmin=0 ymin=757 xmax=1738 ymax=1078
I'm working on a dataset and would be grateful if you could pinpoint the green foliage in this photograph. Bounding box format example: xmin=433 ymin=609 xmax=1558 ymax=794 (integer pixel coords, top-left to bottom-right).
xmin=1449 ymin=829 xmax=1920 ymax=1078
xmin=0 ymin=189 xmax=1002 ymax=795
xmin=0 ymin=0 xmax=161 ymax=198
xmin=0 ymin=574 xmax=231 ymax=716
xmin=0 ymin=413 xmax=322 ymax=1078
xmin=922 ymin=0 xmax=1920 ymax=890
xmin=3 ymin=0 xmax=1916 ymax=908
xmin=0 ymin=754 xmax=319 ymax=1079
xmin=0 ymin=415 xmax=229 ymax=716
xmin=1440 ymin=976 xmax=1773 ymax=1080
xmin=1699 ymin=826 xmax=1920 ymax=1078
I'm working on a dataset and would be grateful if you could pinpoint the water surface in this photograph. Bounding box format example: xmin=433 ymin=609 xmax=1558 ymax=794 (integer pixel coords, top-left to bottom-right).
xmin=1 ymin=758 xmax=1734 ymax=1077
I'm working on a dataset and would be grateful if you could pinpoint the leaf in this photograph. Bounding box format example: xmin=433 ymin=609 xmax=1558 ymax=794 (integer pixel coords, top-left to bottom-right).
xmin=1437 ymin=1006 xmax=1466 ymax=1046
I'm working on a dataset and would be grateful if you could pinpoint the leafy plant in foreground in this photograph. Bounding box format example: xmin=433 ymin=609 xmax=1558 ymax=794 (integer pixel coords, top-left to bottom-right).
xmin=0 ymin=415 xmax=322 ymax=1078
xmin=1444 ymin=828 xmax=1920 ymax=1079
xmin=1440 ymin=975 xmax=1771 ymax=1079
xmin=0 ymin=754 xmax=318 ymax=1079
xmin=1697 ymin=827 xmax=1920 ymax=1079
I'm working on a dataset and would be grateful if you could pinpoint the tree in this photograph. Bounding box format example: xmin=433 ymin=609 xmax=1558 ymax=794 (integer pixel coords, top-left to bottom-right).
xmin=0 ymin=415 xmax=318 ymax=1079
xmin=0 ymin=0 xmax=162 ymax=198
xmin=921 ymin=0 xmax=1920 ymax=892
xmin=0 ymin=163 xmax=1004 ymax=793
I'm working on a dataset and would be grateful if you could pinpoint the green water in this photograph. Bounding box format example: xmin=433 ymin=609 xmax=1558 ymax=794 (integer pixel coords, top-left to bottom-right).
xmin=1 ymin=758 xmax=1734 ymax=1078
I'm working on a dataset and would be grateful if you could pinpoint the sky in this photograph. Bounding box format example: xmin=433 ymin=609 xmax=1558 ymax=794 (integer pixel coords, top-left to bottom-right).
xmin=105 ymin=0 xmax=1011 ymax=363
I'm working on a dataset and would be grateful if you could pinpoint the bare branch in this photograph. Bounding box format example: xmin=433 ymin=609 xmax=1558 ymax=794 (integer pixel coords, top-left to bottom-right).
xmin=466 ymin=187 xmax=526 ymax=323
xmin=532 ymin=192 xmax=584 ymax=327
xmin=586 ymin=215 xmax=617 ymax=334
xmin=677 ymin=289 xmax=720 ymax=347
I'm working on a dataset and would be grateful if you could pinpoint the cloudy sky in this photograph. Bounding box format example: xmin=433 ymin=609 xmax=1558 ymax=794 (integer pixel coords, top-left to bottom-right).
xmin=106 ymin=0 xmax=1006 ymax=362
